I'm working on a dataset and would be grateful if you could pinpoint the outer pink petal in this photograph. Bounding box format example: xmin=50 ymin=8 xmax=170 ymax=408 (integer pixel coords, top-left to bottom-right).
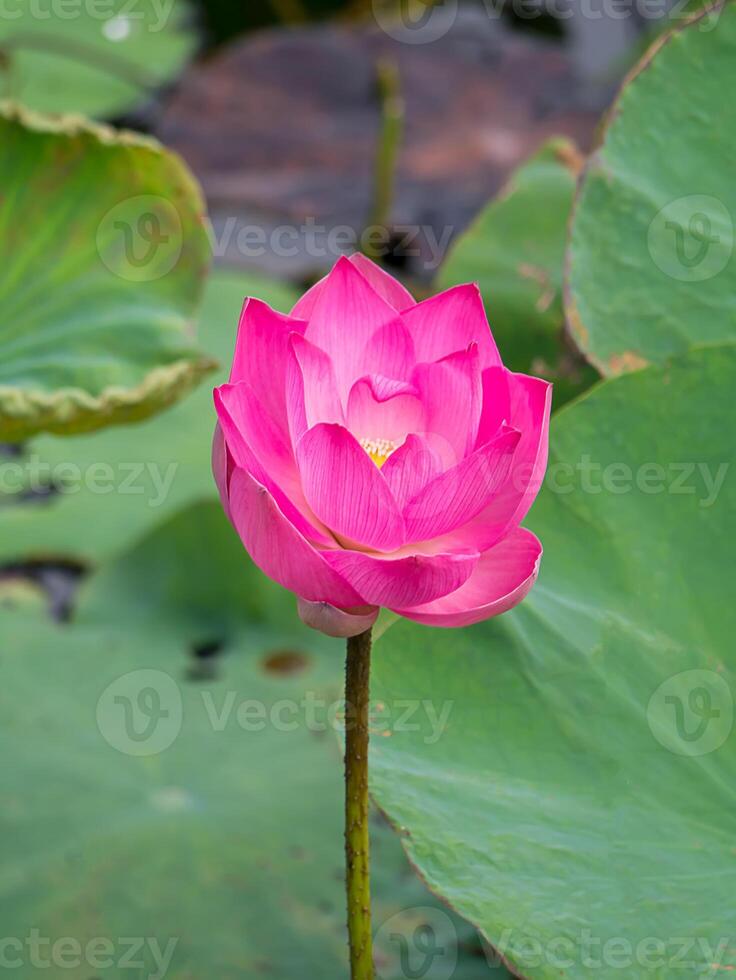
xmin=412 ymin=345 xmax=482 ymax=465
xmin=228 ymin=467 xmax=363 ymax=607
xmin=297 ymin=599 xmax=379 ymax=639
xmin=440 ymin=372 xmax=552 ymax=553
xmin=503 ymin=372 xmax=553 ymax=526
xmin=291 ymin=253 xmax=415 ymax=319
xmin=230 ymin=298 xmax=307 ymax=430
xmin=212 ymin=421 xmax=233 ymax=522
xmin=360 ymin=319 xmax=416 ymax=382
xmin=346 ymin=375 xmax=424 ymax=446
xmin=403 ymin=425 xmax=521 ymax=541
xmin=322 ymin=548 xmax=478 ymax=608
xmin=304 ymin=256 xmax=399 ymax=399
xmin=347 ymin=253 xmax=416 ymax=311
xmin=401 ymin=283 xmax=501 ymax=368
xmin=216 ymin=382 xmax=291 ymax=484
xmin=381 ymin=433 xmax=443 ymax=510
xmin=290 ymin=277 xmax=325 ymax=320
xmin=215 ymin=384 xmax=334 ymax=546
xmin=391 ymin=527 xmax=542 ymax=627
xmin=296 ymin=423 xmax=405 ymax=552
xmin=286 ymin=334 xmax=344 ymax=445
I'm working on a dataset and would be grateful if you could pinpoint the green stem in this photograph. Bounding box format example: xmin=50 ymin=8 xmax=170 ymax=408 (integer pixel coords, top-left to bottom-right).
xmin=345 ymin=628 xmax=374 ymax=980
xmin=364 ymin=57 xmax=404 ymax=261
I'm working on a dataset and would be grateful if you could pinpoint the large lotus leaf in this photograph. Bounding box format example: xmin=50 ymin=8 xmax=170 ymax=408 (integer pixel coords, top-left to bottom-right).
xmin=370 ymin=344 xmax=736 ymax=979
xmin=0 ymin=268 xmax=277 ymax=565
xmin=566 ymin=4 xmax=736 ymax=375
xmin=0 ymin=500 xmax=498 ymax=979
xmin=0 ymin=104 xmax=213 ymax=441
xmin=439 ymin=138 xmax=597 ymax=407
xmin=0 ymin=0 xmax=196 ymax=118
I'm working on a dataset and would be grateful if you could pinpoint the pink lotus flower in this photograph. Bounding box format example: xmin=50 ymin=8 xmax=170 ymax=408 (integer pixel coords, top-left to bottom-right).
xmin=213 ymin=255 xmax=550 ymax=638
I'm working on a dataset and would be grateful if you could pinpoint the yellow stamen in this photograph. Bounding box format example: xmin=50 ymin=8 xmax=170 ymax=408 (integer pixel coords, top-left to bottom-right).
xmin=359 ymin=436 xmax=397 ymax=468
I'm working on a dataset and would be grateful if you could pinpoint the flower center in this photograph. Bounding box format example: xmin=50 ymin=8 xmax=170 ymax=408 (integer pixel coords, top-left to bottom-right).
xmin=359 ymin=437 xmax=397 ymax=468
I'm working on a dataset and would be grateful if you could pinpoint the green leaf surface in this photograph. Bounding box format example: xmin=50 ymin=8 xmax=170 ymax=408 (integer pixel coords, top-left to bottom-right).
xmin=0 ymin=0 xmax=196 ymax=118
xmin=0 ymin=501 xmax=500 ymax=979
xmin=0 ymin=104 xmax=213 ymax=441
xmin=371 ymin=344 xmax=736 ymax=979
xmin=439 ymin=138 xmax=597 ymax=407
xmin=566 ymin=3 xmax=736 ymax=375
xmin=0 ymin=269 xmax=294 ymax=564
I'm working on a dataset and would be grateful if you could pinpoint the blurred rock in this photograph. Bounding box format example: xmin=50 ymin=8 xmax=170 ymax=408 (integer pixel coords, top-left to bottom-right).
xmin=158 ymin=9 xmax=605 ymax=281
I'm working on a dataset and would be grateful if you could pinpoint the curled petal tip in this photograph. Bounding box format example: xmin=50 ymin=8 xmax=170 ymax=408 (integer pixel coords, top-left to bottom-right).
xmin=297 ymin=599 xmax=379 ymax=638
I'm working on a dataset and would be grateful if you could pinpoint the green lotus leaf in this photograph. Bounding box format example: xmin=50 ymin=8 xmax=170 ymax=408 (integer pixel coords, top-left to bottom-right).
xmin=440 ymin=138 xmax=597 ymax=406
xmin=566 ymin=3 xmax=736 ymax=375
xmin=0 ymin=0 xmax=196 ymax=118
xmin=0 ymin=103 xmax=213 ymax=441
xmin=370 ymin=344 xmax=736 ymax=979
